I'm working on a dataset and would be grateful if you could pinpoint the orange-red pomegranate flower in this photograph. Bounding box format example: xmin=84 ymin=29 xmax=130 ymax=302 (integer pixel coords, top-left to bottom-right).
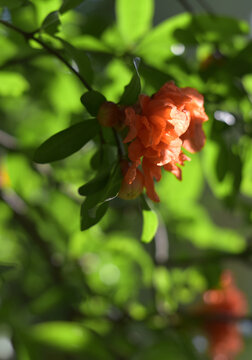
xmin=123 ymin=81 xmax=208 ymax=201
xmin=202 ymin=270 xmax=247 ymax=360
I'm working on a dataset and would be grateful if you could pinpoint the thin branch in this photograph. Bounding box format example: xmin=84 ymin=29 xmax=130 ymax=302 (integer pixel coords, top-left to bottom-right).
xmin=34 ymin=36 xmax=92 ymax=91
xmin=113 ymin=128 xmax=126 ymax=158
xmin=195 ymin=0 xmax=215 ymax=14
xmin=0 ymin=19 xmax=92 ymax=91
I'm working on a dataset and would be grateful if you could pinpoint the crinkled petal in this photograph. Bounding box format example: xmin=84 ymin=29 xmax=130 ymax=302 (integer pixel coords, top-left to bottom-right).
xmin=128 ymin=138 xmax=144 ymax=162
xmin=164 ymin=162 xmax=182 ymax=180
xmin=142 ymin=158 xmax=160 ymax=202
xmin=124 ymin=108 xmax=138 ymax=143
xmin=181 ymin=120 xmax=206 ymax=153
xmin=168 ymin=108 xmax=190 ymax=136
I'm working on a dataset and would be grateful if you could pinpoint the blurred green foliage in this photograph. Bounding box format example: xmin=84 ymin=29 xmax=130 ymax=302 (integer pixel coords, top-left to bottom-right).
xmin=0 ymin=0 xmax=252 ymax=359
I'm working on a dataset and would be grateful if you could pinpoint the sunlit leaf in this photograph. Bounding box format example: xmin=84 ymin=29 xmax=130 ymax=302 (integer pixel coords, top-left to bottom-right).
xmin=136 ymin=13 xmax=191 ymax=64
xmin=173 ymin=15 xmax=249 ymax=44
xmin=72 ymin=35 xmax=111 ymax=53
xmin=141 ymin=209 xmax=158 ymax=243
xmin=0 ymin=72 xmax=29 ymax=97
xmin=116 ymin=0 xmax=154 ymax=45
xmin=30 ymin=321 xmax=112 ymax=359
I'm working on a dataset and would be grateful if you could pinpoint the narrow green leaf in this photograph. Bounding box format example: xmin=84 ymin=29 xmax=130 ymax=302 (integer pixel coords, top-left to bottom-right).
xmin=34 ymin=119 xmax=99 ymax=163
xmin=81 ymin=199 xmax=109 ymax=231
xmin=41 ymin=11 xmax=61 ymax=35
xmin=80 ymin=91 xmax=106 ymax=116
xmin=80 ymin=165 xmax=122 ymax=230
xmin=30 ymin=321 xmax=91 ymax=351
xmin=141 ymin=209 xmax=158 ymax=243
xmin=78 ymin=171 xmax=110 ymax=196
xmin=60 ymin=0 xmax=85 ymax=14
xmin=90 ymin=145 xmax=118 ymax=171
xmin=116 ymin=0 xmax=154 ymax=45
xmin=119 ymin=57 xmax=141 ymax=105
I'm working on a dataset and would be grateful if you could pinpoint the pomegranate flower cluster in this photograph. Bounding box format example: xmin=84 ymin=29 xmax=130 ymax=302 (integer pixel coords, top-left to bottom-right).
xmin=122 ymin=81 xmax=208 ymax=201
xmin=203 ymin=271 xmax=247 ymax=360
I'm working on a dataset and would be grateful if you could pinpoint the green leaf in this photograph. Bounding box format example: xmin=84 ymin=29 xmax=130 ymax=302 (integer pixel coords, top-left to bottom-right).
xmin=72 ymin=35 xmax=111 ymax=53
xmin=140 ymin=195 xmax=158 ymax=243
xmin=30 ymin=321 xmax=91 ymax=351
xmin=34 ymin=119 xmax=99 ymax=163
xmin=90 ymin=145 xmax=118 ymax=171
xmin=80 ymin=90 xmax=106 ymax=116
xmin=41 ymin=11 xmax=61 ymax=35
xmin=60 ymin=0 xmax=85 ymax=14
xmin=81 ymin=198 xmax=109 ymax=231
xmin=80 ymin=165 xmax=122 ymax=230
xmin=116 ymin=0 xmax=154 ymax=45
xmin=173 ymin=15 xmax=249 ymax=44
xmin=78 ymin=171 xmax=110 ymax=196
xmin=0 ymin=71 xmax=29 ymax=97
xmin=119 ymin=57 xmax=141 ymax=105
xmin=141 ymin=209 xmax=158 ymax=243
xmin=58 ymin=38 xmax=93 ymax=86
xmin=136 ymin=13 xmax=191 ymax=64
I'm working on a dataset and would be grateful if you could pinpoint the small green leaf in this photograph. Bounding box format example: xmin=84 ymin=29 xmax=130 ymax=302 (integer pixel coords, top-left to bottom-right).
xmin=81 ymin=198 xmax=109 ymax=231
xmin=90 ymin=145 xmax=118 ymax=171
xmin=80 ymin=91 xmax=106 ymax=116
xmin=34 ymin=119 xmax=99 ymax=163
xmin=141 ymin=209 xmax=158 ymax=243
xmin=119 ymin=57 xmax=141 ymax=105
xmin=60 ymin=0 xmax=85 ymax=14
xmin=116 ymin=0 xmax=154 ymax=45
xmin=41 ymin=11 xmax=61 ymax=35
xmin=80 ymin=165 xmax=122 ymax=230
xmin=78 ymin=171 xmax=110 ymax=196
xmin=30 ymin=321 xmax=91 ymax=351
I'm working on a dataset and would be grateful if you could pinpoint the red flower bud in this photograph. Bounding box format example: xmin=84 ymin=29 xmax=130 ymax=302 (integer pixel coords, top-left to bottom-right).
xmin=97 ymin=101 xmax=122 ymax=128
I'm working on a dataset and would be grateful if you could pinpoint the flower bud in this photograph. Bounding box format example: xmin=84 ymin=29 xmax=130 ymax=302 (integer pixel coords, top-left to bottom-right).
xmin=97 ymin=101 xmax=122 ymax=128
xmin=119 ymin=167 xmax=144 ymax=200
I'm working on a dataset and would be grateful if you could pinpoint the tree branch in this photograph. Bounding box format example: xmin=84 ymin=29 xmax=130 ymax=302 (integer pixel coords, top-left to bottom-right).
xmin=0 ymin=19 xmax=92 ymax=91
